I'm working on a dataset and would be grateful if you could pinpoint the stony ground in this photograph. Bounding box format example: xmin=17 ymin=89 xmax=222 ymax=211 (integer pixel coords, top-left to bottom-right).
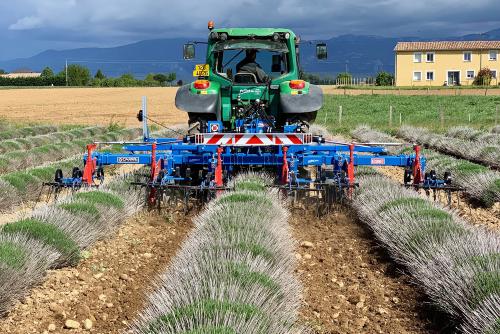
xmin=290 ymin=206 xmax=443 ymax=334
xmin=0 ymin=210 xmax=192 ymax=334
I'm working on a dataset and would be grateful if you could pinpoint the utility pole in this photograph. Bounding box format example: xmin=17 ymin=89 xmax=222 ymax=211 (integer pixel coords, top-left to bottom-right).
xmin=65 ymin=59 xmax=68 ymax=86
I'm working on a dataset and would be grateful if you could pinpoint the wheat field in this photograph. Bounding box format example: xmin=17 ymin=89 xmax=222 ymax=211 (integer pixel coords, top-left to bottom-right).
xmin=0 ymin=87 xmax=187 ymax=127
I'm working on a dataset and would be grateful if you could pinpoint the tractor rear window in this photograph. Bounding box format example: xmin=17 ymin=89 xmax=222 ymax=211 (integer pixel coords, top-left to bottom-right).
xmin=214 ymin=49 xmax=289 ymax=83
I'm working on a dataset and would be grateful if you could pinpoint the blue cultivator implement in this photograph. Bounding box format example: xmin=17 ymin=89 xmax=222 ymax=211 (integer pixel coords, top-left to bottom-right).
xmin=46 ymin=99 xmax=459 ymax=213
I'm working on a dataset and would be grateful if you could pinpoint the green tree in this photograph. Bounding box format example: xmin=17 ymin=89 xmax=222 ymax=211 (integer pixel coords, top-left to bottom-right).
xmin=40 ymin=67 xmax=54 ymax=78
xmin=0 ymin=69 xmax=6 ymax=75
xmin=473 ymin=68 xmax=493 ymax=86
xmin=94 ymin=69 xmax=106 ymax=80
xmin=375 ymin=72 xmax=395 ymax=86
xmin=335 ymin=72 xmax=352 ymax=85
xmin=153 ymin=73 xmax=167 ymax=85
xmin=65 ymin=64 xmax=91 ymax=86
xmin=116 ymin=73 xmax=137 ymax=87
xmin=166 ymin=72 xmax=176 ymax=84
xmin=144 ymin=73 xmax=159 ymax=87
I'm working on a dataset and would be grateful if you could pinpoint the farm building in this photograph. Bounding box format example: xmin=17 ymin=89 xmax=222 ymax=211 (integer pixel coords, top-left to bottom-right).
xmin=0 ymin=69 xmax=41 ymax=78
xmin=394 ymin=41 xmax=500 ymax=86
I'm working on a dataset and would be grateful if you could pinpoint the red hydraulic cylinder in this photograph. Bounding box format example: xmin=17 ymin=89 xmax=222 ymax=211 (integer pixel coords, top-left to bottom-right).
xmin=82 ymin=144 xmax=97 ymax=186
xmin=413 ymin=145 xmax=423 ymax=185
xmin=215 ymin=147 xmax=223 ymax=187
xmin=281 ymin=146 xmax=289 ymax=184
xmin=347 ymin=143 xmax=355 ymax=185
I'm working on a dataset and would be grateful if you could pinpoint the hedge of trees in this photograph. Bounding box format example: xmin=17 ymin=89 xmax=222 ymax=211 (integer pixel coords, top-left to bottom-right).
xmin=0 ymin=65 xmax=178 ymax=87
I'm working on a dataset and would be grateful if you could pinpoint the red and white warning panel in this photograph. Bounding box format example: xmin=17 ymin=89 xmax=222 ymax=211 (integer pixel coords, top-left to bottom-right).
xmin=194 ymin=133 xmax=313 ymax=146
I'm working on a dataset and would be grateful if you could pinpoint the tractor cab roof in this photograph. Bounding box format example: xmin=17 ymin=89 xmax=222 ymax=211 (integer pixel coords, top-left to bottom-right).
xmin=212 ymin=39 xmax=289 ymax=53
xmin=211 ymin=28 xmax=296 ymax=38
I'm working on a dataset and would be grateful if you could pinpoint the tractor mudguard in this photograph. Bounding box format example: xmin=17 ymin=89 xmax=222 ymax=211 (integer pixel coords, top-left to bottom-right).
xmin=280 ymin=84 xmax=323 ymax=114
xmin=175 ymin=84 xmax=219 ymax=114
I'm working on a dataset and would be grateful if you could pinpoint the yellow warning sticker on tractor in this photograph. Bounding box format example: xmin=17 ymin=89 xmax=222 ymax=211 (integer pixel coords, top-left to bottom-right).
xmin=193 ymin=64 xmax=210 ymax=77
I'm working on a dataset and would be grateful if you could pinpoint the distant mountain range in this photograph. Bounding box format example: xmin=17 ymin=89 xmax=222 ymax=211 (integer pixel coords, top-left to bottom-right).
xmin=1 ymin=28 xmax=500 ymax=80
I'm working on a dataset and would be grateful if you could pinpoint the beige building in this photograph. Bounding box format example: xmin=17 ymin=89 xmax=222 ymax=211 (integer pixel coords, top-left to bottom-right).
xmin=0 ymin=72 xmax=41 ymax=79
xmin=394 ymin=41 xmax=500 ymax=86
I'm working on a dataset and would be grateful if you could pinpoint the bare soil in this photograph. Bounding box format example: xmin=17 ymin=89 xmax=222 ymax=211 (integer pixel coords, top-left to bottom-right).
xmin=0 ymin=87 xmax=187 ymax=127
xmin=290 ymin=207 xmax=442 ymax=334
xmin=0 ymin=210 xmax=192 ymax=334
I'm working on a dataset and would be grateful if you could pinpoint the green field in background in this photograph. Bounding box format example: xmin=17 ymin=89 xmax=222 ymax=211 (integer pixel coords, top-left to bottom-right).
xmin=319 ymin=94 xmax=500 ymax=135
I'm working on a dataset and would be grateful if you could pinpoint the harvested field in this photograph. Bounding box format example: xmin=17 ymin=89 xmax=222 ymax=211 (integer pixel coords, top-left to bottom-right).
xmin=0 ymin=88 xmax=187 ymax=126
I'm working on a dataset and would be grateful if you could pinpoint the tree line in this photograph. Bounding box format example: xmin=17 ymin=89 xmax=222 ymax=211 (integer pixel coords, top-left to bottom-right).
xmin=300 ymin=71 xmax=396 ymax=86
xmin=0 ymin=65 xmax=180 ymax=87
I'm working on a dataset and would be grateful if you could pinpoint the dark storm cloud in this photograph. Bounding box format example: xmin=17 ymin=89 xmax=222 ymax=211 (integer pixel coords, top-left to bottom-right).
xmin=1 ymin=0 xmax=500 ymax=60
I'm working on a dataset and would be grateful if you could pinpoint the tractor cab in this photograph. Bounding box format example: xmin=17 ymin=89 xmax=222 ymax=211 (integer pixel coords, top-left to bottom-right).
xmin=176 ymin=23 xmax=327 ymax=134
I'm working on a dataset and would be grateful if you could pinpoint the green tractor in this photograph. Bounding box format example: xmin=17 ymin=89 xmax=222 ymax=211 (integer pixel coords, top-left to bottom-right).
xmin=175 ymin=22 xmax=327 ymax=134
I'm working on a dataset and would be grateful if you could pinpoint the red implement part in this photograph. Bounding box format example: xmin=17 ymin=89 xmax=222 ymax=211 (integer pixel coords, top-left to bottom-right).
xmin=149 ymin=142 xmax=163 ymax=205
xmin=150 ymin=142 xmax=160 ymax=180
xmin=413 ymin=145 xmax=423 ymax=185
xmin=82 ymin=144 xmax=97 ymax=186
xmin=347 ymin=143 xmax=355 ymax=185
xmin=281 ymin=146 xmax=289 ymax=184
xmin=215 ymin=147 xmax=223 ymax=187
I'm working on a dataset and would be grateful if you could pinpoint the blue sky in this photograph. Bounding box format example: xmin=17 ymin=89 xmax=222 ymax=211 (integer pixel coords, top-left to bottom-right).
xmin=1 ymin=0 xmax=500 ymax=60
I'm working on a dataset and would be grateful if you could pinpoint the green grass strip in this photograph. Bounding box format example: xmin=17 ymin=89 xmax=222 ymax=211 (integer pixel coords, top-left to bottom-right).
xmin=407 ymin=208 xmax=453 ymax=221
xmin=454 ymin=161 xmax=488 ymax=175
xmin=471 ymin=271 xmax=500 ymax=308
xmin=235 ymin=242 xmax=275 ymax=262
xmin=219 ymin=192 xmax=272 ymax=207
xmin=59 ymin=202 xmax=100 ymax=217
xmin=0 ymin=241 xmax=26 ymax=269
xmin=485 ymin=318 xmax=500 ymax=334
xmin=226 ymin=261 xmax=280 ymax=293
xmin=205 ymin=241 xmax=275 ymax=263
xmin=2 ymin=219 xmax=80 ymax=265
xmin=1 ymin=172 xmax=38 ymax=193
xmin=481 ymin=179 xmax=500 ymax=207
xmin=378 ymin=197 xmax=429 ymax=213
xmin=147 ymin=299 xmax=266 ymax=334
xmin=180 ymin=326 xmax=236 ymax=334
xmin=235 ymin=180 xmax=267 ymax=192
xmin=463 ymin=253 xmax=500 ymax=271
xmin=74 ymin=191 xmax=124 ymax=209
xmin=407 ymin=218 xmax=467 ymax=249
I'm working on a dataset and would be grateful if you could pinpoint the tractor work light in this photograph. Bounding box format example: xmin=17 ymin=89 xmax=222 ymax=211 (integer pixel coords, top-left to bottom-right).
xmin=273 ymin=33 xmax=280 ymax=41
xmin=208 ymin=20 xmax=215 ymax=30
xmin=210 ymin=32 xmax=219 ymax=40
xmin=285 ymin=32 xmax=290 ymax=39
xmin=194 ymin=80 xmax=210 ymax=90
xmin=289 ymin=80 xmax=305 ymax=90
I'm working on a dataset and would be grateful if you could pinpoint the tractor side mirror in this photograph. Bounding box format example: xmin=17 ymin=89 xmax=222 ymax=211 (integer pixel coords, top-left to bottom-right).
xmin=271 ymin=55 xmax=282 ymax=72
xmin=183 ymin=43 xmax=195 ymax=60
xmin=316 ymin=43 xmax=328 ymax=60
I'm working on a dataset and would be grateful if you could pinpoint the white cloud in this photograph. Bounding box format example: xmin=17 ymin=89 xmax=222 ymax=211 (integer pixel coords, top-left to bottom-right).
xmin=9 ymin=15 xmax=43 ymax=30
